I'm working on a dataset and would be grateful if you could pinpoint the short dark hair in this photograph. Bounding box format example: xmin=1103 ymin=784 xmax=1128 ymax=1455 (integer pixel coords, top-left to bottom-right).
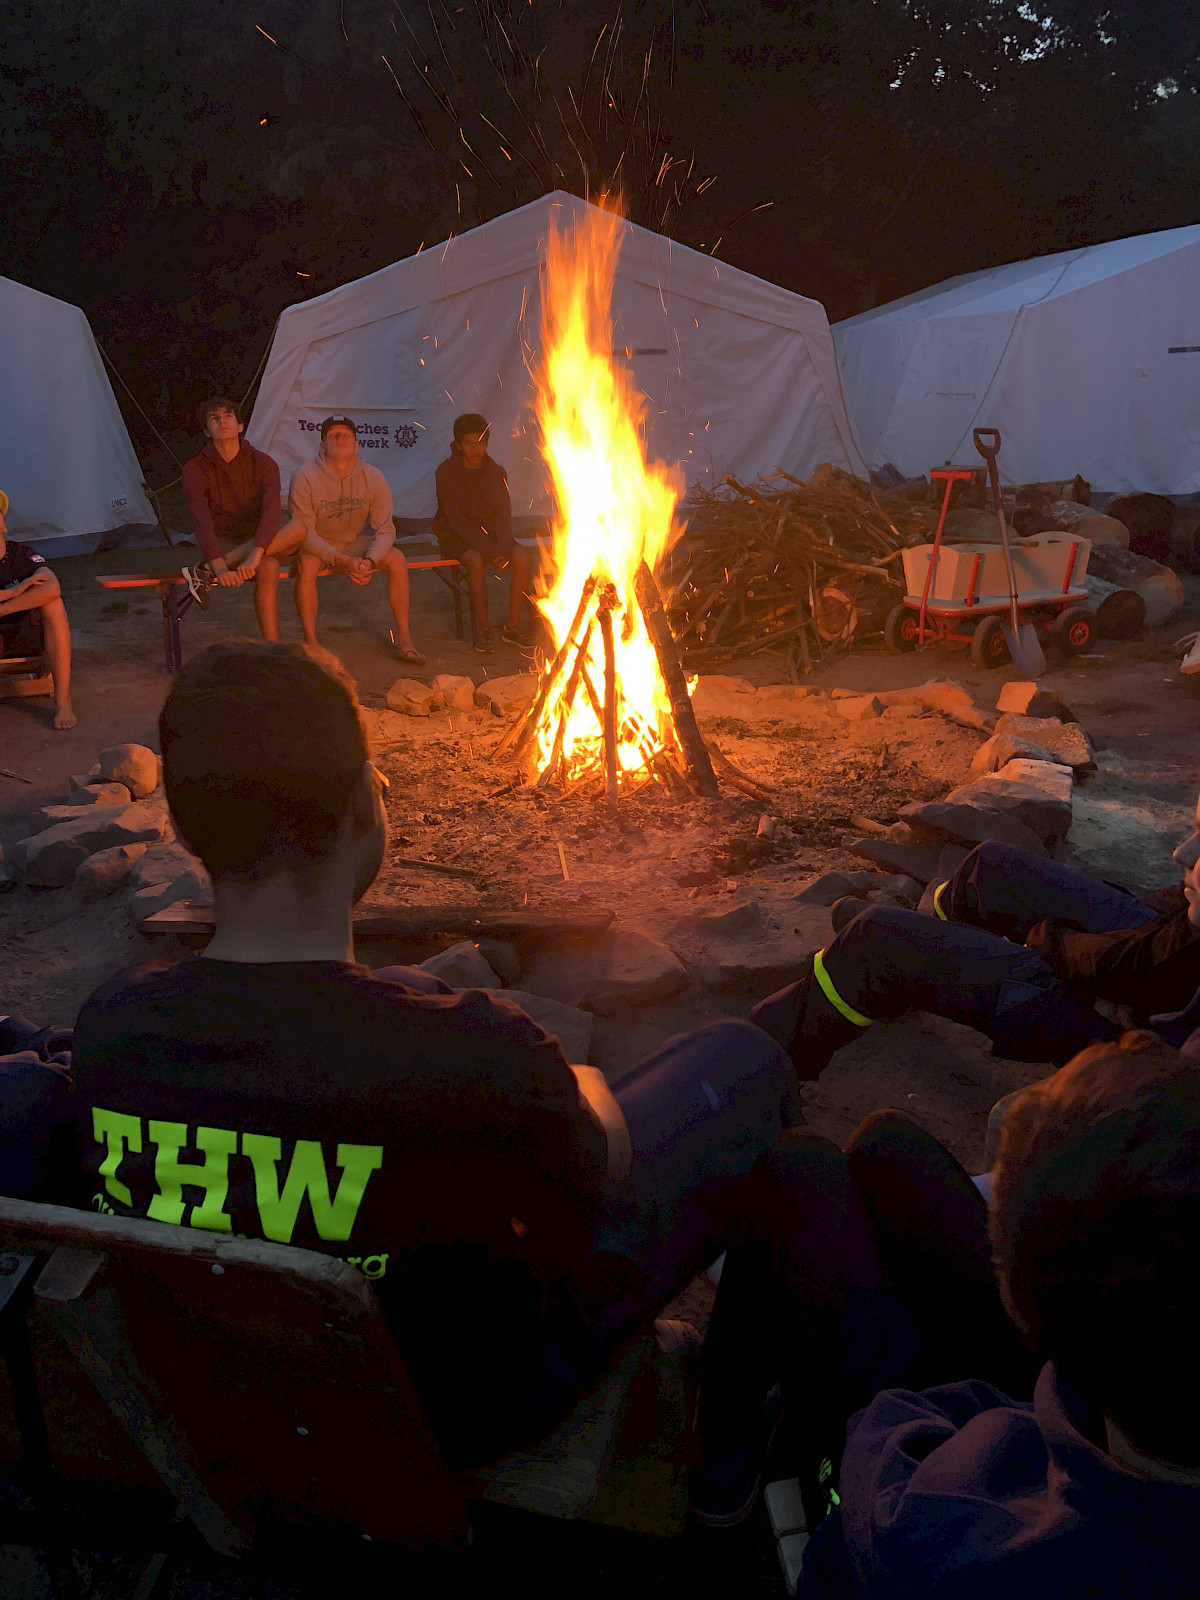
xmin=453 ymin=412 xmax=489 ymax=445
xmin=196 ymin=396 xmax=242 ymax=429
xmin=991 ymin=1032 xmax=1200 ymax=1464
xmin=160 ymin=642 xmax=369 ymax=882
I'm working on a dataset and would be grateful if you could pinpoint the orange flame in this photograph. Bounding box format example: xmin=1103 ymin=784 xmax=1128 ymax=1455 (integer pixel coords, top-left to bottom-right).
xmin=532 ymin=203 xmax=684 ymax=788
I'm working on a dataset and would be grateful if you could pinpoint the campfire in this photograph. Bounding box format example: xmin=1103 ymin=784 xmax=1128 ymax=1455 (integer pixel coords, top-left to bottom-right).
xmin=496 ymin=203 xmax=718 ymax=801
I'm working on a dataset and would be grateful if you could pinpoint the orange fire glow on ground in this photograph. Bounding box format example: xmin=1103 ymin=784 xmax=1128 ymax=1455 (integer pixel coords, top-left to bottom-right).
xmin=529 ymin=203 xmax=687 ymax=793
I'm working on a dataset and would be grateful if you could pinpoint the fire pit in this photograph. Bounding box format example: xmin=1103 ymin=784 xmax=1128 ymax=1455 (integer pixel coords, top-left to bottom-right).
xmin=494 ymin=204 xmax=717 ymax=802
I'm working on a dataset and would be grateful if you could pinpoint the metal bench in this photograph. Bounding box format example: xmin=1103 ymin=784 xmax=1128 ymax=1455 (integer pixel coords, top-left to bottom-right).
xmin=95 ymin=558 xmax=470 ymax=673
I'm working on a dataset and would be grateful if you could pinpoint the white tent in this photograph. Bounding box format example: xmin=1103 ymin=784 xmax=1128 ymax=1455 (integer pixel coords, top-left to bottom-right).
xmin=0 ymin=276 xmax=156 ymax=555
xmin=833 ymin=224 xmax=1200 ymax=494
xmin=247 ymin=191 xmax=865 ymax=522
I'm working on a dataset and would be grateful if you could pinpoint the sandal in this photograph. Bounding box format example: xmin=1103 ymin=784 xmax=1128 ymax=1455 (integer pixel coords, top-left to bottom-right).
xmin=395 ymin=645 xmax=426 ymax=665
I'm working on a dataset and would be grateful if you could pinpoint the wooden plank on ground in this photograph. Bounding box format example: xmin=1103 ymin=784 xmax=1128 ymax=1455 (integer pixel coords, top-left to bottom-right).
xmin=141 ymin=900 xmax=615 ymax=939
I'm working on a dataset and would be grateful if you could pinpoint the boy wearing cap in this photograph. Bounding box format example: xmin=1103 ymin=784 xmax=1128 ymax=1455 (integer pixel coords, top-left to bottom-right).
xmin=180 ymin=398 xmax=299 ymax=638
xmin=434 ymin=413 xmax=532 ymax=653
xmin=282 ymin=417 xmax=423 ymax=663
xmin=0 ymin=490 xmax=76 ymax=730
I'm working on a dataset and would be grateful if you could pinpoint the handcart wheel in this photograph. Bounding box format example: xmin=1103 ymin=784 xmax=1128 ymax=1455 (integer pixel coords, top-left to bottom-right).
xmin=884 ymin=604 xmax=921 ymax=653
xmin=970 ymin=614 xmax=1011 ymax=669
xmin=1050 ymin=604 xmax=1097 ymax=658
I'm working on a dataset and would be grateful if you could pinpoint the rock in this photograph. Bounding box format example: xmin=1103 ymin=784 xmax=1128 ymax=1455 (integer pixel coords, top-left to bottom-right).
xmin=835 ymin=693 xmax=885 ymax=722
xmin=880 ymin=874 xmax=924 ymax=904
xmin=75 ymin=842 xmax=148 ymax=903
xmin=899 ymin=800 xmax=1047 ymax=857
xmin=97 ymin=743 xmax=159 ymax=799
xmin=843 ymin=838 xmax=944 ymax=884
xmin=386 ymin=678 xmax=437 ymax=717
xmin=419 ymin=940 xmax=501 ymax=989
xmin=1169 ymin=503 xmax=1200 ymax=574
xmin=65 ymin=781 xmax=133 ymax=807
xmin=874 ymin=679 xmax=994 ymax=732
xmin=970 ymin=733 xmax=1060 ymax=774
xmin=496 ymin=990 xmax=594 ymax=1065
xmin=474 ymin=674 xmax=537 ymax=716
xmin=130 ymin=840 xmax=206 ymax=893
xmin=69 ymin=767 xmax=102 ymax=791
xmin=695 ymin=928 xmax=819 ymax=990
xmin=14 ymin=802 xmax=169 ymax=889
xmin=692 ymin=899 xmax=765 ymax=937
xmin=944 ymin=767 xmax=1073 ymax=844
xmin=688 ymin=675 xmax=760 ymax=719
xmin=371 ymin=709 xmax=414 ymax=744
xmin=431 ymin=673 xmax=476 ymax=712
xmin=995 ymin=682 xmax=1077 ymax=722
xmin=521 ymin=930 xmax=689 ymax=1013
xmin=1085 ymin=545 xmax=1185 ymax=627
xmin=994 ymin=714 xmax=1095 ymax=774
xmin=794 ymin=870 xmax=881 ymax=906
xmin=752 ymin=685 xmax=817 ymax=716
xmin=477 ymin=939 xmax=521 ymax=986
xmin=128 ymin=871 xmax=212 ymax=928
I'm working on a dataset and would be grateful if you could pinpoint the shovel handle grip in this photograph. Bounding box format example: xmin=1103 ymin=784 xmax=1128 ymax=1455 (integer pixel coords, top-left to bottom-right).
xmin=973 ymin=428 xmax=1001 ymax=462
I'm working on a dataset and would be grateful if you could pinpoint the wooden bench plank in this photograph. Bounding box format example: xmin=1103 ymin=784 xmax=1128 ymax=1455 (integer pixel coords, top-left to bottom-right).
xmin=142 ymin=900 xmax=615 ymax=940
xmin=95 ymin=558 xmax=463 ymax=589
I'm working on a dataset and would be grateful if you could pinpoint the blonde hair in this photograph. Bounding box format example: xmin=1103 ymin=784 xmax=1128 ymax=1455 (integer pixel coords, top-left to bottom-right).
xmin=0 ymin=489 xmax=9 ymax=517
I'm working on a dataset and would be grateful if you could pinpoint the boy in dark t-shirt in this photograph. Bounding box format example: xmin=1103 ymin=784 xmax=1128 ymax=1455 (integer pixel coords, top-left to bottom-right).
xmin=0 ymin=488 xmax=76 ymax=729
xmin=72 ymin=641 xmax=798 ymax=1466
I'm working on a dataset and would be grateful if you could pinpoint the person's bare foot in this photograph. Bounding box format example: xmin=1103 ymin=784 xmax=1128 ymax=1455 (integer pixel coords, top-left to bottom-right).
xmin=54 ymin=703 xmax=78 ymax=731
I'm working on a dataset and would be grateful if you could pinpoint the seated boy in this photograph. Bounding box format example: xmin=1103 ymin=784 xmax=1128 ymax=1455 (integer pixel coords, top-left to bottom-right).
xmin=0 ymin=489 xmax=76 ymax=729
xmin=282 ymin=416 xmax=423 ymax=663
xmin=434 ymin=413 xmax=533 ymax=653
xmin=180 ymin=397 xmax=293 ymax=638
xmin=809 ymin=1032 xmax=1200 ymax=1596
xmin=751 ymin=819 xmax=1200 ymax=1082
xmin=70 ymin=641 xmax=799 ymax=1467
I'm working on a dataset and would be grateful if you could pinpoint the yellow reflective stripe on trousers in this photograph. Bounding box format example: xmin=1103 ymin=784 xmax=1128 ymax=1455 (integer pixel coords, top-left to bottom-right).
xmin=933 ymin=881 xmax=949 ymax=921
xmin=813 ymin=949 xmax=873 ymax=1028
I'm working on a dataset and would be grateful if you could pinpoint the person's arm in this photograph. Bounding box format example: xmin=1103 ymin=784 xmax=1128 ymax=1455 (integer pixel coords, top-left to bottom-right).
xmin=491 ymin=464 xmax=514 ymax=559
xmin=570 ymin=1066 xmax=632 ymax=1187
xmin=1026 ymin=905 xmax=1200 ymax=1014
xmin=0 ymin=566 xmax=58 ymax=616
xmin=435 ymin=461 xmax=501 ymax=560
xmin=250 ymin=452 xmax=282 ymax=554
xmin=181 ymin=458 xmax=223 ymax=566
xmin=363 ymin=470 xmax=397 ymax=566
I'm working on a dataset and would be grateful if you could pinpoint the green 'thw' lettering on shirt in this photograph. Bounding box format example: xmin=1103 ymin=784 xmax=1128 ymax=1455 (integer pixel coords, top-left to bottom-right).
xmin=146 ymin=1121 xmax=239 ymax=1233
xmin=240 ymin=1136 xmax=383 ymax=1244
xmin=93 ymin=1108 xmax=142 ymax=1207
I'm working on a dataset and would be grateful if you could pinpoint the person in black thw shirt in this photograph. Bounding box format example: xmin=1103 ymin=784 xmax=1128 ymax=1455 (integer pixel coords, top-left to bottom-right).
xmin=0 ymin=488 xmax=76 ymax=729
xmin=72 ymin=641 xmax=800 ymax=1466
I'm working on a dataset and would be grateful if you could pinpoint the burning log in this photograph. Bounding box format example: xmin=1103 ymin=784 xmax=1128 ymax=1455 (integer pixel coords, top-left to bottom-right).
xmin=597 ymin=584 xmax=619 ymax=805
xmin=634 ymin=562 xmax=719 ymax=799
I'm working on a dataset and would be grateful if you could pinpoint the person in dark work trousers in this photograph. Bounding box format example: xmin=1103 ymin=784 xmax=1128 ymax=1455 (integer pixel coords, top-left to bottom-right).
xmin=433 ymin=412 xmax=533 ymax=654
xmin=749 ymin=823 xmax=1200 ymax=1087
xmin=69 ymin=640 xmax=811 ymax=1470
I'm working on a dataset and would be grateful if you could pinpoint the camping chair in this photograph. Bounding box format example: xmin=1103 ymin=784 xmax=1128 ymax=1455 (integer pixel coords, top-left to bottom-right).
xmin=0 ymin=1198 xmax=691 ymax=1593
xmin=0 ymin=609 xmax=52 ymax=705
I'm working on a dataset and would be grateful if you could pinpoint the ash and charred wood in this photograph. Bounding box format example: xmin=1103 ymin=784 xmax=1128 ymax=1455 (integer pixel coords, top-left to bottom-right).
xmin=598 ymin=584 xmax=619 ymax=806
xmin=538 ymin=619 xmax=595 ymax=788
xmin=392 ymin=855 xmax=488 ymax=882
xmin=634 ymin=561 xmax=720 ymax=799
xmin=494 ymin=574 xmax=596 ymax=761
xmin=706 ymin=741 xmax=776 ymax=801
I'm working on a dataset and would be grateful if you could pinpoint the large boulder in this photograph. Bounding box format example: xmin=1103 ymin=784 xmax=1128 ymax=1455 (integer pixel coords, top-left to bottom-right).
xmin=97 ymin=744 xmax=160 ymax=799
xmin=521 ymin=929 xmax=688 ymax=1014
xmin=75 ymin=842 xmax=149 ymax=903
xmin=899 ymin=800 xmax=1047 ymax=857
xmin=993 ymin=714 xmax=1095 ymax=774
xmin=794 ymin=870 xmax=883 ymax=906
xmin=843 ymin=837 xmax=944 ymax=884
xmin=130 ymin=840 xmax=206 ymax=893
xmin=14 ymin=802 xmax=168 ymax=888
xmin=419 ymin=941 xmax=501 ymax=989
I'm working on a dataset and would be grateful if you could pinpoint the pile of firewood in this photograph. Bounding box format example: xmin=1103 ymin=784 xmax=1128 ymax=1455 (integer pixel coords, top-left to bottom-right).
xmin=661 ymin=466 xmax=934 ymax=668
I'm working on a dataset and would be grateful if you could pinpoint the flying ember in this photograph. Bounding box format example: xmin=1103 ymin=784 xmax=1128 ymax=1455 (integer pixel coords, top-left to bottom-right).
xmin=524 ymin=202 xmax=690 ymax=796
